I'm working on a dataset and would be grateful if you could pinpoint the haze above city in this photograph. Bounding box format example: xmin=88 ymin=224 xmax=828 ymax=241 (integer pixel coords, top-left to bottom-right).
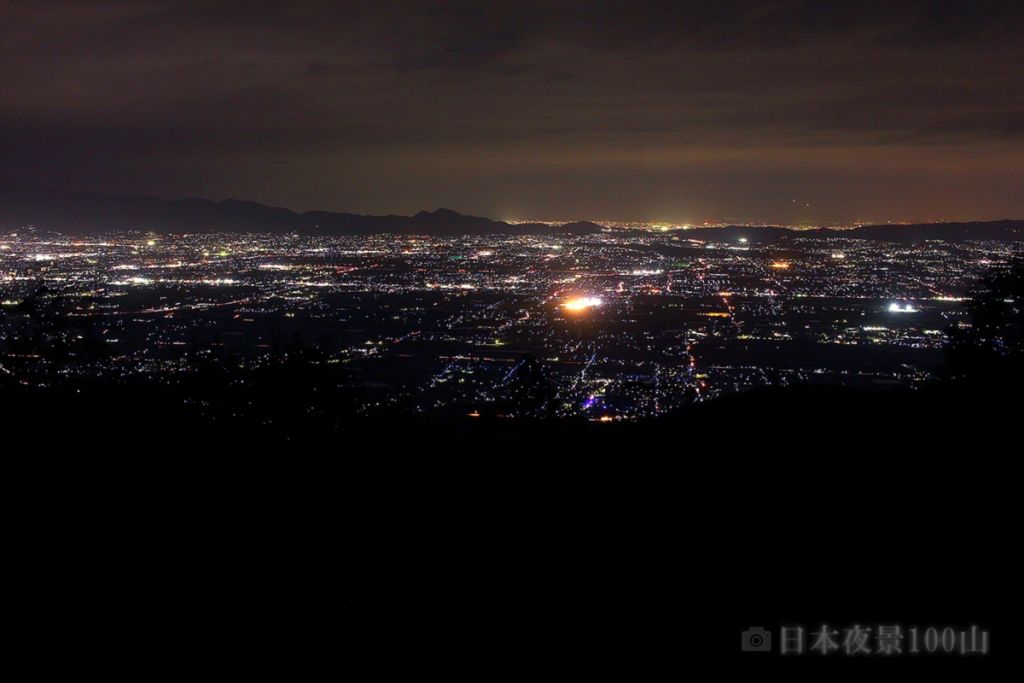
xmin=3 ymin=1 xmax=1024 ymax=225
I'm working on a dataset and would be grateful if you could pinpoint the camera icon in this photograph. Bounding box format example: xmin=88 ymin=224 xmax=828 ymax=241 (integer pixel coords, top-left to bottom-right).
xmin=741 ymin=626 xmax=772 ymax=652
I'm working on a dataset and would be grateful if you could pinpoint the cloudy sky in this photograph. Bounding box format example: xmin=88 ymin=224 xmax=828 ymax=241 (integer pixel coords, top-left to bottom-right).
xmin=3 ymin=0 xmax=1024 ymax=223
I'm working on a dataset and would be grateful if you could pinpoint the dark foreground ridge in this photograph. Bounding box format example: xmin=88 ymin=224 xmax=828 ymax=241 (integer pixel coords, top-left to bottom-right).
xmin=3 ymin=183 xmax=1024 ymax=240
xmin=2 ymin=377 xmax=1018 ymax=677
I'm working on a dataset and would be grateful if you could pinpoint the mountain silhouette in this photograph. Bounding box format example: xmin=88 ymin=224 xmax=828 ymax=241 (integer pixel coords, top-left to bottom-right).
xmin=0 ymin=184 xmax=602 ymax=237
xmin=3 ymin=183 xmax=1023 ymax=241
xmin=676 ymin=221 xmax=1024 ymax=243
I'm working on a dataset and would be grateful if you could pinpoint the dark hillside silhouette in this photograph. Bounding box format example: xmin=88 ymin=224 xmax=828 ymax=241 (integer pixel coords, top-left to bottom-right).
xmin=2 ymin=263 xmax=1020 ymax=677
xmin=3 ymin=378 xmax=1018 ymax=677
xmin=946 ymin=259 xmax=1024 ymax=382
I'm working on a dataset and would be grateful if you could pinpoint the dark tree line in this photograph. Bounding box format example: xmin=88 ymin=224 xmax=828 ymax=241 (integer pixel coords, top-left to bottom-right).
xmin=945 ymin=258 xmax=1024 ymax=382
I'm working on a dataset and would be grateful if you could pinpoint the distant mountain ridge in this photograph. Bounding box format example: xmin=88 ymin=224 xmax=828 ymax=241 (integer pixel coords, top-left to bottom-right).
xmin=678 ymin=221 xmax=1024 ymax=243
xmin=2 ymin=184 xmax=1023 ymax=241
xmin=0 ymin=185 xmax=602 ymax=237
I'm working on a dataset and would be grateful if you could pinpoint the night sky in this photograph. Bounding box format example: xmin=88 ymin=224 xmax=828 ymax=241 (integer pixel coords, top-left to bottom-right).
xmin=3 ymin=1 xmax=1024 ymax=224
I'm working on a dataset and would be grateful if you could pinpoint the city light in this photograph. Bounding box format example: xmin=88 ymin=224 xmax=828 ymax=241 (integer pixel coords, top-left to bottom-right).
xmin=562 ymin=296 xmax=603 ymax=312
xmin=0 ymin=227 xmax=1004 ymax=420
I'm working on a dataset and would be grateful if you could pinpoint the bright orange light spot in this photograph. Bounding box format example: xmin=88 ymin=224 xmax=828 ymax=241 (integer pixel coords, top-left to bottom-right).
xmin=705 ymin=312 xmax=730 ymax=317
xmin=562 ymin=296 xmax=603 ymax=312
xmin=770 ymin=261 xmax=791 ymax=269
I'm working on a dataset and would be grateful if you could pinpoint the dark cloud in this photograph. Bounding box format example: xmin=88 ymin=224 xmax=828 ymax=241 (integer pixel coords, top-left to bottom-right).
xmin=2 ymin=0 xmax=1024 ymax=223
